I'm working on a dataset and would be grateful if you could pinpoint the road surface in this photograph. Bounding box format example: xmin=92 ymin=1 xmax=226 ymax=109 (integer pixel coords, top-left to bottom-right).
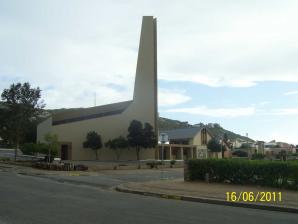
xmin=0 ymin=168 xmax=297 ymax=224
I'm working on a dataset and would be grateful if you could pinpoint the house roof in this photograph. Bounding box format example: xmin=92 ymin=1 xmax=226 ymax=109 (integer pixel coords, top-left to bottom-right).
xmin=160 ymin=127 xmax=206 ymax=140
xmin=52 ymin=100 xmax=133 ymax=125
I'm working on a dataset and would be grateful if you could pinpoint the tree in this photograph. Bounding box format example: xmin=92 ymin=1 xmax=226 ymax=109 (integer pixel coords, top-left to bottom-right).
xmin=44 ymin=133 xmax=59 ymax=162
xmin=223 ymin=133 xmax=228 ymax=144
xmin=280 ymin=150 xmax=287 ymax=161
xmin=221 ymin=132 xmax=229 ymax=158
xmin=214 ymin=123 xmax=221 ymax=128
xmin=105 ymin=136 xmax=128 ymax=161
xmin=142 ymin=123 xmax=157 ymax=149
xmin=207 ymin=138 xmax=222 ymax=153
xmin=127 ymin=120 xmax=157 ymax=161
xmin=0 ymin=83 xmax=45 ymax=160
xmin=0 ymin=103 xmax=12 ymax=146
xmin=127 ymin=120 xmax=144 ymax=161
xmin=83 ymin=131 xmax=102 ymax=160
xmin=24 ymin=117 xmax=42 ymax=143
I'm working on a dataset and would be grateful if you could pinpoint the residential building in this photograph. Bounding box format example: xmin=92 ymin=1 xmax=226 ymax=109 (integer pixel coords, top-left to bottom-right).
xmin=264 ymin=140 xmax=294 ymax=155
xmin=157 ymin=127 xmax=213 ymax=160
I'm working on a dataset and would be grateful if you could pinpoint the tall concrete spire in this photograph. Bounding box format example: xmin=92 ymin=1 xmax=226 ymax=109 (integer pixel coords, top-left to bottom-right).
xmin=130 ymin=16 xmax=158 ymax=133
xmin=133 ymin=16 xmax=157 ymax=102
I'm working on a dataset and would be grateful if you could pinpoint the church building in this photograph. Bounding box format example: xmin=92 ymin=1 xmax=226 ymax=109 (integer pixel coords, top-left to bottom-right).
xmin=37 ymin=16 xmax=158 ymax=161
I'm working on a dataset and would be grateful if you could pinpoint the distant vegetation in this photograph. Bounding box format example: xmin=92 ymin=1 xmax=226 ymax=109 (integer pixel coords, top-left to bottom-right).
xmin=158 ymin=117 xmax=192 ymax=130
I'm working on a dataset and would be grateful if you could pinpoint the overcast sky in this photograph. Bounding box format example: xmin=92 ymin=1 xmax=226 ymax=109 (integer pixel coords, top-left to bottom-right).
xmin=1 ymin=0 xmax=298 ymax=144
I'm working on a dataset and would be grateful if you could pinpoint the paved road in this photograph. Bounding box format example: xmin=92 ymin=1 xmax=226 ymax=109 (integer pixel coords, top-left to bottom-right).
xmin=0 ymin=170 xmax=297 ymax=224
xmin=16 ymin=166 xmax=184 ymax=189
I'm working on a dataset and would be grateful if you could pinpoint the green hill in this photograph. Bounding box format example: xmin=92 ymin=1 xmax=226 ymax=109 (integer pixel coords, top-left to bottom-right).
xmin=203 ymin=123 xmax=254 ymax=142
xmin=158 ymin=117 xmax=192 ymax=130
xmin=158 ymin=117 xmax=254 ymax=142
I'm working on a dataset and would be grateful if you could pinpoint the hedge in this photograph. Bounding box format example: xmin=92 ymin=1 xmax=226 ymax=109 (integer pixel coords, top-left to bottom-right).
xmin=186 ymin=159 xmax=298 ymax=190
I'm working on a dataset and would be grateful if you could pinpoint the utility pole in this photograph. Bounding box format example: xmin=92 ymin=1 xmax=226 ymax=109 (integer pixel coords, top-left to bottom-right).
xmin=161 ymin=140 xmax=164 ymax=179
xmin=159 ymin=133 xmax=168 ymax=180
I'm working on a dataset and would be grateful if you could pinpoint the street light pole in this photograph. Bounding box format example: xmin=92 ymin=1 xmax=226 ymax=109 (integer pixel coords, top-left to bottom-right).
xmin=161 ymin=143 xmax=164 ymax=179
xmin=159 ymin=133 xmax=168 ymax=180
xmin=221 ymin=139 xmax=223 ymax=159
xmin=161 ymin=143 xmax=164 ymax=162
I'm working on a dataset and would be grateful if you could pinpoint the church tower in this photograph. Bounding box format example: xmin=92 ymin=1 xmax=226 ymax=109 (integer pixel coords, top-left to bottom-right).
xmin=128 ymin=16 xmax=158 ymax=135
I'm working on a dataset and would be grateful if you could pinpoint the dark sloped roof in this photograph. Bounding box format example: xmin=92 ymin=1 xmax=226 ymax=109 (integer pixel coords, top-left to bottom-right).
xmin=161 ymin=127 xmax=204 ymax=140
xmin=52 ymin=100 xmax=133 ymax=126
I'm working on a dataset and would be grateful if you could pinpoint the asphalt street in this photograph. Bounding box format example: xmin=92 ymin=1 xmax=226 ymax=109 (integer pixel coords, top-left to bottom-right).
xmin=0 ymin=164 xmax=182 ymax=192
xmin=0 ymin=169 xmax=297 ymax=224
xmin=32 ymin=169 xmax=184 ymax=189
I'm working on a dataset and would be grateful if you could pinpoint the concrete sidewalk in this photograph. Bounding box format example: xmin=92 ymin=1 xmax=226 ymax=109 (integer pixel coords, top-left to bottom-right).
xmin=116 ymin=179 xmax=298 ymax=213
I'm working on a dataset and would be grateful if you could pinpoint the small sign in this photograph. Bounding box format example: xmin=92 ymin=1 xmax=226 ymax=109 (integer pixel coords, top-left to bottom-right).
xmin=159 ymin=133 xmax=169 ymax=144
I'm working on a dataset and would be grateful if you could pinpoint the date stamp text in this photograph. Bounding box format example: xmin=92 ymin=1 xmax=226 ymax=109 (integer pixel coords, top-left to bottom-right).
xmin=226 ymin=192 xmax=282 ymax=203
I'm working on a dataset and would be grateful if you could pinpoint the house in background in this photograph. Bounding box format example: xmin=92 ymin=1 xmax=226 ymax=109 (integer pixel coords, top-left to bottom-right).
xmin=255 ymin=141 xmax=265 ymax=154
xmin=265 ymin=140 xmax=295 ymax=155
xmin=232 ymin=138 xmax=255 ymax=149
xmin=157 ymin=127 xmax=213 ymax=160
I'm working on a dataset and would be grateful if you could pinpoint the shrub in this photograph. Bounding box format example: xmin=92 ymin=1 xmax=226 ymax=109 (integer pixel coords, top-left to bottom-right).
xmin=146 ymin=161 xmax=162 ymax=169
xmin=170 ymin=160 xmax=176 ymax=167
xmin=251 ymin=153 xmax=265 ymax=160
xmin=232 ymin=150 xmax=248 ymax=157
xmin=186 ymin=159 xmax=298 ymax=190
xmin=0 ymin=157 xmax=10 ymax=161
xmin=74 ymin=164 xmax=88 ymax=171
xmin=33 ymin=162 xmax=79 ymax=171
